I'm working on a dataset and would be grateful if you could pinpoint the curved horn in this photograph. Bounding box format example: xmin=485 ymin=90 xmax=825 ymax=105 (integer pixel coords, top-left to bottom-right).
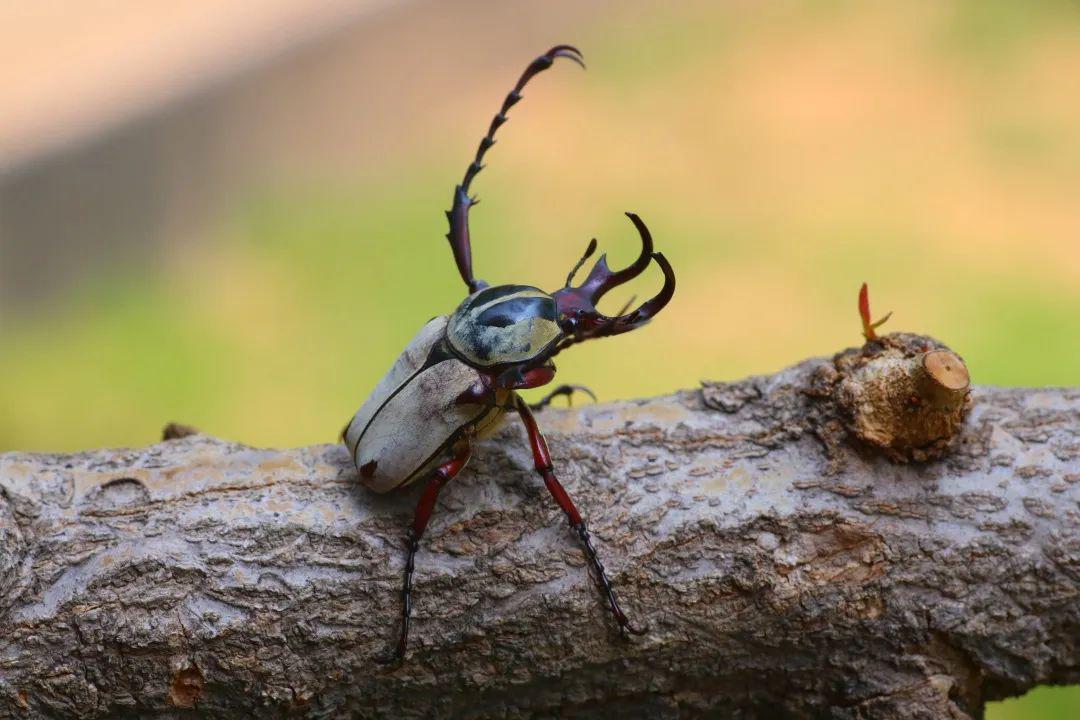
xmin=610 ymin=251 xmax=676 ymax=329
xmin=573 ymin=212 xmax=655 ymax=304
xmin=552 ymin=214 xmax=676 ymax=353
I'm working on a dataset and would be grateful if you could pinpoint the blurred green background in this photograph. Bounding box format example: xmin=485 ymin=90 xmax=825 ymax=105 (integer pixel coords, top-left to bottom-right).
xmin=0 ymin=1 xmax=1076 ymax=715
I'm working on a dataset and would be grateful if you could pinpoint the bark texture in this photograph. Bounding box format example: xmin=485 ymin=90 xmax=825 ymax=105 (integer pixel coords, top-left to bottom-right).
xmin=0 ymin=356 xmax=1077 ymax=719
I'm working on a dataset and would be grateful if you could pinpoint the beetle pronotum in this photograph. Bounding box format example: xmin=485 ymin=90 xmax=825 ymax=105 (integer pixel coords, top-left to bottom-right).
xmin=342 ymin=45 xmax=676 ymax=663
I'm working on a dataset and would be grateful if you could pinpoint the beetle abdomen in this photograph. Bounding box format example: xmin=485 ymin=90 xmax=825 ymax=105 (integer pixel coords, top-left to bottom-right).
xmin=344 ymin=316 xmax=501 ymax=493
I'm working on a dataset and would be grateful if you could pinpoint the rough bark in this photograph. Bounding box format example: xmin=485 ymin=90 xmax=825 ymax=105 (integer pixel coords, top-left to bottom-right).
xmin=0 ymin=355 xmax=1076 ymax=719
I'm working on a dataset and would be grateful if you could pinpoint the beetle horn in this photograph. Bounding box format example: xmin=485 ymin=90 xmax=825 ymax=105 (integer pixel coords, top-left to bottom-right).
xmin=564 ymin=238 xmax=598 ymax=288
xmin=552 ymin=213 xmax=675 ymax=351
xmin=567 ymin=213 xmax=654 ymax=302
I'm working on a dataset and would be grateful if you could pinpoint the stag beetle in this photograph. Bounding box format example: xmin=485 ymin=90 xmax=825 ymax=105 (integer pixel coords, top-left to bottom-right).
xmin=342 ymin=45 xmax=675 ymax=663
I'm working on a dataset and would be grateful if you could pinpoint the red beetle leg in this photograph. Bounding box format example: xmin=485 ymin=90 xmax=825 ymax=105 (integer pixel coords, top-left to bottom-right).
xmin=514 ymin=396 xmax=644 ymax=636
xmin=494 ymin=364 xmax=556 ymax=391
xmin=382 ymin=437 xmax=473 ymax=665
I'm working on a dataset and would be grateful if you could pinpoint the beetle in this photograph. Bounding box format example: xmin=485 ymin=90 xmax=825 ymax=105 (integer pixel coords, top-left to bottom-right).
xmin=342 ymin=45 xmax=675 ymax=663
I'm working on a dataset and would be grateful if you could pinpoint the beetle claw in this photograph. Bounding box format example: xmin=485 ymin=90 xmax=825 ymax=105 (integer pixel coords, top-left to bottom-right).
xmin=549 ymin=45 xmax=586 ymax=69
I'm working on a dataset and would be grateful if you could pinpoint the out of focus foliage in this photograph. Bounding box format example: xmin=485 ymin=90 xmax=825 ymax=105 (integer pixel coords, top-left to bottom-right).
xmin=0 ymin=2 xmax=1076 ymax=715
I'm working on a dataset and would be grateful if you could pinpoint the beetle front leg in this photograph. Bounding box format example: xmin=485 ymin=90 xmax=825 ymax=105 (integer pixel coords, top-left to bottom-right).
xmin=445 ymin=45 xmax=584 ymax=293
xmin=513 ymin=395 xmax=644 ymax=636
xmin=382 ymin=437 xmax=473 ymax=665
xmin=529 ymin=384 xmax=597 ymax=411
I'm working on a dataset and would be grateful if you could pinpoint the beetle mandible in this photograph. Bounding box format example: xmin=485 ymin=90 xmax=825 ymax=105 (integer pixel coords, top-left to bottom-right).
xmin=342 ymin=45 xmax=676 ymax=663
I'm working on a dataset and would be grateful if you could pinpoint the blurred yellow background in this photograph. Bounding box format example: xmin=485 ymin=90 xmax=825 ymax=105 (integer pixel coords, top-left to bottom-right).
xmin=0 ymin=1 xmax=1077 ymax=715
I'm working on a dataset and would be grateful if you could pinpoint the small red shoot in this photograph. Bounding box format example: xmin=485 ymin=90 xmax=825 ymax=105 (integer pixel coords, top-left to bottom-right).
xmin=859 ymin=282 xmax=892 ymax=341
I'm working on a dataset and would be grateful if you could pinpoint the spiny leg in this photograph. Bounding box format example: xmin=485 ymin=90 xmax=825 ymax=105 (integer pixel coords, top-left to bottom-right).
xmin=384 ymin=437 xmax=473 ymax=664
xmin=514 ymin=395 xmax=643 ymax=635
xmin=529 ymin=384 xmax=597 ymax=411
xmin=445 ymin=45 xmax=585 ymax=293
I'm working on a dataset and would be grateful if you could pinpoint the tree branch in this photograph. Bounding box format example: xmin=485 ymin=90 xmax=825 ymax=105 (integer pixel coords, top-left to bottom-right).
xmin=0 ymin=352 xmax=1076 ymax=718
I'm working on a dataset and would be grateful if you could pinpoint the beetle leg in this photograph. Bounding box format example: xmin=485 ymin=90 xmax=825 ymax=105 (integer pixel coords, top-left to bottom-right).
xmin=494 ymin=363 xmax=555 ymax=391
xmin=382 ymin=437 xmax=473 ymax=665
xmin=446 ymin=45 xmax=585 ymax=293
xmin=514 ymin=395 xmax=644 ymax=636
xmin=529 ymin=384 xmax=597 ymax=411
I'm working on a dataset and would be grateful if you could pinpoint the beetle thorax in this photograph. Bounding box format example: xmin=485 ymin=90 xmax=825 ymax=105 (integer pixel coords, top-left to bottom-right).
xmin=447 ymin=285 xmax=563 ymax=367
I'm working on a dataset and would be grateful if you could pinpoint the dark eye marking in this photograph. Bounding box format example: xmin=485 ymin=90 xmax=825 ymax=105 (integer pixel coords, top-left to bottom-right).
xmin=476 ymin=296 xmax=556 ymax=329
xmin=483 ymin=314 xmax=516 ymax=328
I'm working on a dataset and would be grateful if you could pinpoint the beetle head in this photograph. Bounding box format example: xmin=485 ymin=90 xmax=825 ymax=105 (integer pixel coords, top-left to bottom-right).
xmin=552 ymin=213 xmax=675 ymax=353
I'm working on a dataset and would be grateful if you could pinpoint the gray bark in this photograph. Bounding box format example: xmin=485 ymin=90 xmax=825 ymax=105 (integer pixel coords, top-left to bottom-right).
xmin=0 ymin=356 xmax=1076 ymax=719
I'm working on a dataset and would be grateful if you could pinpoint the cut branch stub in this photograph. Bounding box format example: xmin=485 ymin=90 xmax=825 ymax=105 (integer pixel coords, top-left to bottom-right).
xmin=834 ymin=333 xmax=972 ymax=462
xmin=922 ymin=349 xmax=971 ymax=399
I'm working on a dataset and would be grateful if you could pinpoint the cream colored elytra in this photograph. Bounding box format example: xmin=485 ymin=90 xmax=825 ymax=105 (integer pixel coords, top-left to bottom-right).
xmin=342 ymin=317 xmax=508 ymax=493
